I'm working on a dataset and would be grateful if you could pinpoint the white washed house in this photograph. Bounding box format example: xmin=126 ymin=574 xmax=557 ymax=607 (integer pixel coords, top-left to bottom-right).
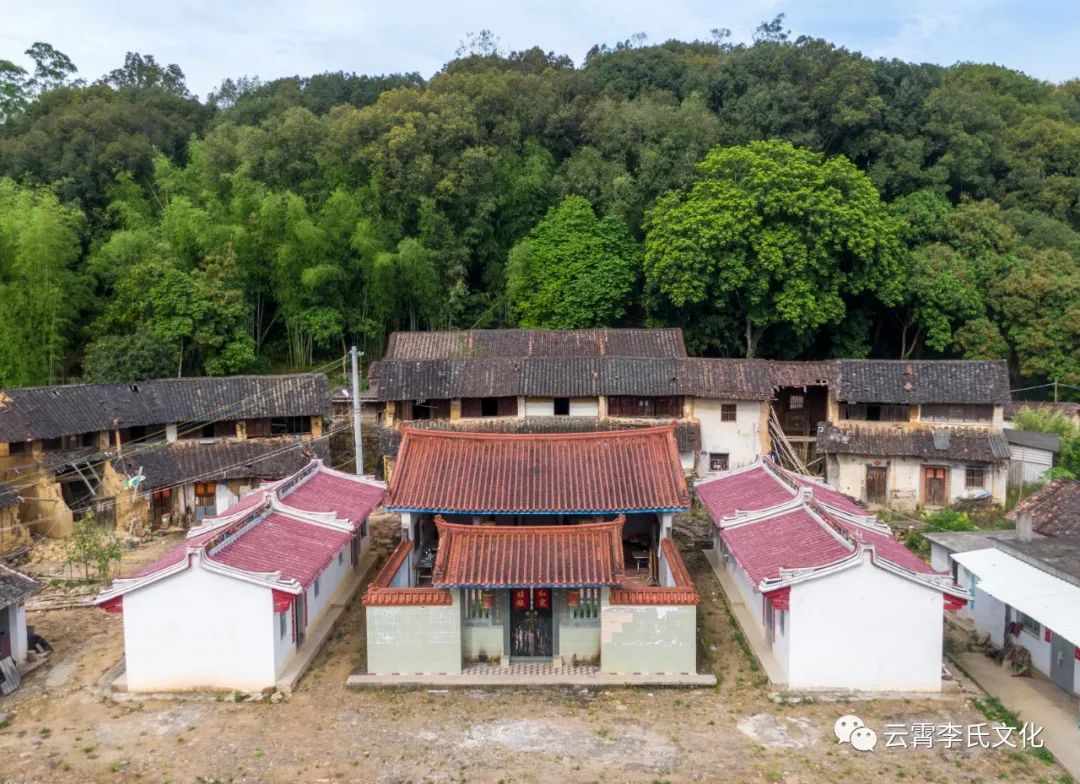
xmin=698 ymin=459 xmax=967 ymax=691
xmin=96 ymin=461 xmax=384 ymax=692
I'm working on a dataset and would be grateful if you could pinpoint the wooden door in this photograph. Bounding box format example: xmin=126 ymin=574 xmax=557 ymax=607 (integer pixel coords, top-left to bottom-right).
xmin=923 ymin=466 xmax=948 ymax=507
xmin=510 ymin=588 xmax=552 ymax=658
xmin=865 ymin=465 xmax=888 ymax=505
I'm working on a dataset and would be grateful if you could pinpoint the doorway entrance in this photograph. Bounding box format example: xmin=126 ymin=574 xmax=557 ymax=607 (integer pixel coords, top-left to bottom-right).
xmin=510 ymin=588 xmax=552 ymax=658
xmin=923 ymin=466 xmax=949 ymax=507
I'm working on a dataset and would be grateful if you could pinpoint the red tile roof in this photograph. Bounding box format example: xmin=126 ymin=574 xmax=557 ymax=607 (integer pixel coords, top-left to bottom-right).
xmin=210 ymin=512 xmax=352 ymax=587
xmin=386 ymin=425 xmax=690 ymax=514
xmin=719 ymin=507 xmax=855 ymax=586
xmin=835 ymin=520 xmax=937 ymax=574
xmin=278 ymin=466 xmax=385 ymax=528
xmin=103 ymin=460 xmax=386 ymax=601
xmin=610 ymin=538 xmax=699 ymax=605
xmin=696 ymin=464 xmax=797 ymax=521
xmin=432 ymin=517 xmax=626 ymax=587
xmin=363 ymin=541 xmax=453 ymax=607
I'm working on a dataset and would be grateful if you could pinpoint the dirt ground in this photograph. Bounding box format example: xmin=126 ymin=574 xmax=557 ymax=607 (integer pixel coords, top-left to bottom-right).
xmin=0 ymin=538 xmax=1073 ymax=784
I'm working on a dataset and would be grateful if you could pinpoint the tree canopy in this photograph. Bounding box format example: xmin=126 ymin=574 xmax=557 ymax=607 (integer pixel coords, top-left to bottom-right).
xmin=0 ymin=30 xmax=1078 ymax=397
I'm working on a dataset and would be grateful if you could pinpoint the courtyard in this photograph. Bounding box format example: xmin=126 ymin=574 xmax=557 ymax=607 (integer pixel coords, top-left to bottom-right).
xmin=0 ymin=536 xmax=1072 ymax=784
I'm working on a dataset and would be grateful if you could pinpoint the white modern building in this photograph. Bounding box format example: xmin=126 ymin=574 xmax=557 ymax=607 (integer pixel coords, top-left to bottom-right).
xmin=96 ymin=460 xmax=384 ymax=692
xmin=698 ymin=459 xmax=967 ymax=691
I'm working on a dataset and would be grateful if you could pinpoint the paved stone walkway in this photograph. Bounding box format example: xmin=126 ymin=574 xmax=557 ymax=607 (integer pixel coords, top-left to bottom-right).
xmin=956 ymin=648 xmax=1080 ymax=780
xmin=462 ymin=662 xmax=601 ymax=677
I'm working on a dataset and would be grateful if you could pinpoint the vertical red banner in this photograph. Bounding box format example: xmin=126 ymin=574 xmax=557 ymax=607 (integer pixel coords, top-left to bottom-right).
xmin=512 ymin=589 xmax=529 ymax=610
xmin=535 ymin=588 xmax=551 ymax=610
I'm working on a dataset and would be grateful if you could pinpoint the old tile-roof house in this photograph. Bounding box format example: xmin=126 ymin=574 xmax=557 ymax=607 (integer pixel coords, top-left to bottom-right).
xmin=0 ymin=563 xmax=40 ymax=668
xmin=0 ymin=481 xmax=25 ymax=556
xmin=360 ymin=424 xmax=701 ymax=679
xmin=817 ymin=360 xmax=1012 ymax=510
xmin=370 ymin=329 xmax=1014 ymax=511
xmin=95 ymin=459 xmax=385 ymax=692
xmin=0 ymin=375 xmax=331 ymax=542
xmin=1007 ymin=478 xmax=1080 ymax=537
xmin=697 ymin=459 xmax=967 ymax=691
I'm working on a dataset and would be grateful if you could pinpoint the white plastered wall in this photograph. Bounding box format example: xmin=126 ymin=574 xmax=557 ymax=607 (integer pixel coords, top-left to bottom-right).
xmin=694 ymin=399 xmax=763 ymax=470
xmin=122 ymin=561 xmax=277 ymax=692
xmin=786 ymin=555 xmax=944 ymax=691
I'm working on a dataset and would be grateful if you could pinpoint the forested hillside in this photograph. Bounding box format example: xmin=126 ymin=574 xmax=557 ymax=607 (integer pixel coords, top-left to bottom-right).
xmin=1 ymin=20 xmax=1079 ymax=390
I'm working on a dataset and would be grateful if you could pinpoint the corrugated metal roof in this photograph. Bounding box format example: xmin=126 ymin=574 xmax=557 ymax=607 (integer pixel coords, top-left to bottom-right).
xmin=817 ymin=425 xmax=1011 ymax=462
xmin=835 ymin=360 xmax=1011 ymax=404
xmin=954 ymin=547 xmax=1080 ymax=643
xmin=384 ymin=329 xmax=688 ymax=360
xmin=431 ymin=517 xmax=626 ymax=587
xmin=0 ymin=374 xmax=330 ymax=443
xmin=386 ymin=425 xmax=691 ymax=514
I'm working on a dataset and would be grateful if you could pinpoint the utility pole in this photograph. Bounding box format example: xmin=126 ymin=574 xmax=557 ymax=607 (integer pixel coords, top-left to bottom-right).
xmin=350 ymin=346 xmax=364 ymax=475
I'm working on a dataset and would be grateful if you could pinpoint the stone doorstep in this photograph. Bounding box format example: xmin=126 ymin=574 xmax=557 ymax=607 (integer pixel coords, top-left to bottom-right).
xmin=346 ymin=672 xmax=718 ymax=688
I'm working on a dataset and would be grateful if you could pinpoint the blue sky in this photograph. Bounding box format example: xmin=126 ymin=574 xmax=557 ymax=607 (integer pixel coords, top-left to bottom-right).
xmin=2 ymin=0 xmax=1077 ymax=98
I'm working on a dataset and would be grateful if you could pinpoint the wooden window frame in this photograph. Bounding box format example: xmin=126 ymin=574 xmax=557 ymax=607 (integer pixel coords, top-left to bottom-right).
xmin=965 ymin=465 xmax=987 ymax=490
xmin=719 ymin=403 xmax=737 ymax=422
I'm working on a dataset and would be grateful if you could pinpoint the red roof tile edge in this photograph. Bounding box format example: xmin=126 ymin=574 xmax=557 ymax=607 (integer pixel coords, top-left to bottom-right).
xmin=362 ymin=540 xmax=453 ymax=607
xmin=431 ymin=515 xmax=627 ymax=587
xmin=610 ymin=538 xmax=699 ymax=606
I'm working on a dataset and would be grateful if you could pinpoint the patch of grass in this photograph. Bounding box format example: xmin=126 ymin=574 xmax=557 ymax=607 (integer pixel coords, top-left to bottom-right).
xmin=38 ymin=727 xmax=52 ymax=737
xmin=973 ymin=697 xmax=1056 ymax=765
xmin=82 ymin=744 xmax=96 ymax=754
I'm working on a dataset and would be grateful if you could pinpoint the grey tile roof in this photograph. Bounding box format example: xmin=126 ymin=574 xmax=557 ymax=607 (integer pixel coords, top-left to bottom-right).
xmin=0 ymin=564 xmax=40 ymax=610
xmin=110 ymin=435 xmax=330 ymax=489
xmin=1003 ymin=428 xmax=1061 ymax=453
xmin=379 ymin=416 xmax=702 ymax=456
xmin=0 ymin=374 xmax=331 ymax=443
xmin=384 ymin=328 xmax=688 ymax=360
xmin=994 ymin=535 xmax=1080 ymax=586
xmin=835 ymin=360 xmax=1011 ymax=405
xmin=1007 ymin=478 xmax=1080 ymax=537
xmin=375 ymin=337 xmax=1009 ymax=407
xmin=922 ymin=529 xmax=1029 ymax=554
xmin=0 ymin=481 xmax=18 ymax=509
xmin=817 ymin=424 xmax=1011 ymax=462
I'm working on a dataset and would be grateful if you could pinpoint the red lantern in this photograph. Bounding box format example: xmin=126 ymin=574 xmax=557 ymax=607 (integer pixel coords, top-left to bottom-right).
xmin=512 ymin=589 xmax=529 ymax=610
xmin=1045 ymin=628 xmax=1052 ymax=643
xmin=481 ymin=590 xmax=494 ymax=609
xmin=566 ymin=589 xmax=580 ymax=608
xmin=535 ymin=588 xmax=551 ymax=610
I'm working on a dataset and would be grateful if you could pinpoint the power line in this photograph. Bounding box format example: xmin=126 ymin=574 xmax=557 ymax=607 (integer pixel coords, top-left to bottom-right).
xmin=4 ymin=423 xmax=353 ymax=539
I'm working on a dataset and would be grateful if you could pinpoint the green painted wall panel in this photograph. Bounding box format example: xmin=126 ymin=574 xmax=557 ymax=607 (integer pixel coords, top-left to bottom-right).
xmin=366 ymin=593 xmax=462 ymax=675
xmin=600 ymin=603 xmax=697 ymax=674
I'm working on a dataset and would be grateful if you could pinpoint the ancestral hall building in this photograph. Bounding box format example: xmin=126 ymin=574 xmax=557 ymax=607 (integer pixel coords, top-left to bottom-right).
xmin=362 ymin=424 xmax=700 ymax=677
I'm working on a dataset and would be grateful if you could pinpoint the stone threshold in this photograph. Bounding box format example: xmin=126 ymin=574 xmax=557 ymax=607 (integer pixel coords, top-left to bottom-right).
xmin=346 ymin=672 xmax=717 ymax=688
